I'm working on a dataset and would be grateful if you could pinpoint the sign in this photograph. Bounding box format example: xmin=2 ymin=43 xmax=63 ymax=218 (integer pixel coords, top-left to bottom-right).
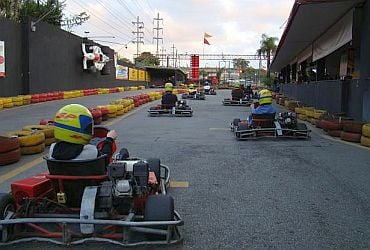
xmin=116 ymin=65 xmax=128 ymax=80
xmin=0 ymin=41 xmax=5 ymax=77
xmin=191 ymin=55 xmax=199 ymax=80
xmin=129 ymin=68 xmax=138 ymax=81
xmin=138 ymin=70 xmax=146 ymax=81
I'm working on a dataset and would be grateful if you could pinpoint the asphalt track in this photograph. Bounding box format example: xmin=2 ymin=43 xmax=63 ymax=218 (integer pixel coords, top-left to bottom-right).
xmin=1 ymin=89 xmax=370 ymax=249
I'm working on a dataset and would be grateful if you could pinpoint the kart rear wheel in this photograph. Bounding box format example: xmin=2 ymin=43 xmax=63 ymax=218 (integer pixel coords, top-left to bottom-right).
xmin=233 ymin=118 xmax=241 ymax=126
xmin=296 ymin=123 xmax=307 ymax=130
xmin=0 ymin=193 xmax=15 ymax=242
xmin=146 ymin=158 xmax=161 ymax=182
xmin=145 ymin=195 xmax=174 ymax=221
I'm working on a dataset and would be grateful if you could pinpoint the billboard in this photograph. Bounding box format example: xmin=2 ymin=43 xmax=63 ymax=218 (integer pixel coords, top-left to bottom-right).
xmin=0 ymin=41 xmax=5 ymax=77
xmin=116 ymin=65 xmax=128 ymax=80
xmin=129 ymin=68 xmax=138 ymax=81
xmin=138 ymin=70 xmax=146 ymax=81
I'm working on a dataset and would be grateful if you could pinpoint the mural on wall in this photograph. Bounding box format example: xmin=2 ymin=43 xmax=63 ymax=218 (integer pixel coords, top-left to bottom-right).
xmin=116 ymin=65 xmax=128 ymax=80
xmin=0 ymin=41 xmax=5 ymax=77
xmin=82 ymin=43 xmax=109 ymax=72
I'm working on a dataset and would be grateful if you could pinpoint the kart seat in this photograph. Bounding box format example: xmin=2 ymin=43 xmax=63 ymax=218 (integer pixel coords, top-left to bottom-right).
xmin=44 ymin=155 xmax=108 ymax=207
xmin=251 ymin=113 xmax=276 ymax=128
xmin=161 ymin=104 xmax=175 ymax=109
xmin=45 ymin=155 xmax=108 ymax=176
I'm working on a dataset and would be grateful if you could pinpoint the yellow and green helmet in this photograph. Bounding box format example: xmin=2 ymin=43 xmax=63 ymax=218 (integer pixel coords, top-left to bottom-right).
xmin=164 ymin=82 xmax=173 ymax=92
xmin=259 ymin=89 xmax=273 ymax=105
xmin=54 ymin=104 xmax=93 ymax=145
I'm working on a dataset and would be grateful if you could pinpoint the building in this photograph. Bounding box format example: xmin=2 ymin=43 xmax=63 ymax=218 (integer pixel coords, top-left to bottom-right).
xmin=270 ymin=0 xmax=370 ymax=121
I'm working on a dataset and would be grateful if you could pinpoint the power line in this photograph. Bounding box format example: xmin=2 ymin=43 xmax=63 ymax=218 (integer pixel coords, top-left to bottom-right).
xmin=132 ymin=16 xmax=144 ymax=58
xmin=153 ymin=12 xmax=163 ymax=56
xmin=70 ymin=0 xmax=132 ymax=40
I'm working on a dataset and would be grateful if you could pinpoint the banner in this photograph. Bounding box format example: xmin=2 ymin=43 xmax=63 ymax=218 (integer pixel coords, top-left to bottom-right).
xmin=129 ymin=68 xmax=138 ymax=81
xmin=138 ymin=70 xmax=146 ymax=81
xmin=0 ymin=41 xmax=5 ymax=77
xmin=191 ymin=55 xmax=199 ymax=80
xmin=115 ymin=65 xmax=128 ymax=80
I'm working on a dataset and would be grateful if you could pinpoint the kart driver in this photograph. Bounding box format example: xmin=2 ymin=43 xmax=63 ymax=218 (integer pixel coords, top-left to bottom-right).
xmin=161 ymin=82 xmax=178 ymax=108
xmin=49 ymin=104 xmax=117 ymax=161
xmin=204 ymin=82 xmax=211 ymax=93
xmin=231 ymin=83 xmax=244 ymax=100
xmin=248 ymin=89 xmax=277 ymax=123
xmin=188 ymin=84 xmax=197 ymax=95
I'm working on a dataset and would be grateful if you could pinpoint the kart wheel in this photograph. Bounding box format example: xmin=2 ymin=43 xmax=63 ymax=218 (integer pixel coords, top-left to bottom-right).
xmin=146 ymin=158 xmax=161 ymax=182
xmin=0 ymin=193 xmax=15 ymax=242
xmin=117 ymin=148 xmax=130 ymax=160
xmin=233 ymin=118 xmax=241 ymax=126
xmin=145 ymin=194 xmax=174 ymax=223
xmin=296 ymin=123 xmax=307 ymax=131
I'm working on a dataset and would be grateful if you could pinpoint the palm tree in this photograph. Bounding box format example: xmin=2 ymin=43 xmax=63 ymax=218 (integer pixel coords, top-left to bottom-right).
xmin=258 ymin=34 xmax=278 ymax=78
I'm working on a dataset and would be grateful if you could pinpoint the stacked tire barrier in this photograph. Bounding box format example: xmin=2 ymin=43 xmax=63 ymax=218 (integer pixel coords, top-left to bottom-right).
xmin=89 ymin=108 xmax=102 ymax=125
xmin=22 ymin=125 xmax=55 ymax=146
xmin=340 ymin=121 xmax=364 ymax=143
xmin=5 ymin=131 xmax=45 ymax=155
xmin=361 ymin=124 xmax=370 ymax=147
xmin=0 ymin=136 xmax=21 ymax=166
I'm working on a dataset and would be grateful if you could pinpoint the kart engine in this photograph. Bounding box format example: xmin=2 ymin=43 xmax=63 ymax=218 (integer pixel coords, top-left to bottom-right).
xmin=176 ymin=100 xmax=187 ymax=109
xmin=278 ymin=112 xmax=297 ymax=128
xmin=97 ymin=160 xmax=150 ymax=214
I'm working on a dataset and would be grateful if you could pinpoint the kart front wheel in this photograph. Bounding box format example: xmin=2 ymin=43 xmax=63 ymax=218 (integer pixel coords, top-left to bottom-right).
xmin=0 ymin=193 xmax=15 ymax=242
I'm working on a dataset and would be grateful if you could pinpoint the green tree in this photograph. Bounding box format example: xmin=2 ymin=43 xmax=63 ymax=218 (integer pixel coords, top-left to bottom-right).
xmin=1 ymin=0 xmax=88 ymax=28
xmin=258 ymin=34 xmax=278 ymax=78
xmin=233 ymin=58 xmax=250 ymax=78
xmin=134 ymin=52 xmax=160 ymax=66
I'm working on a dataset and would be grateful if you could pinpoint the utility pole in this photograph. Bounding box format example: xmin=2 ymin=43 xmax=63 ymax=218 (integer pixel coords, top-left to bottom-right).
xmin=153 ymin=12 xmax=163 ymax=57
xmin=171 ymin=44 xmax=176 ymax=67
xmin=132 ymin=16 xmax=144 ymax=59
xmin=160 ymin=47 xmax=166 ymax=67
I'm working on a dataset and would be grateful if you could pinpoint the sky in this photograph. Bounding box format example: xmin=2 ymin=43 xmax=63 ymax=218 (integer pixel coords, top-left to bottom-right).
xmin=63 ymin=0 xmax=296 ymax=68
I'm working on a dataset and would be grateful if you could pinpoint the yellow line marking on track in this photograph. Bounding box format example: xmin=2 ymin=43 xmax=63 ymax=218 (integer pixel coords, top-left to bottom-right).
xmin=0 ymin=155 xmax=46 ymax=183
xmin=209 ymin=128 xmax=230 ymax=131
xmin=169 ymin=181 xmax=189 ymax=188
xmin=0 ymin=100 xmax=160 ymax=184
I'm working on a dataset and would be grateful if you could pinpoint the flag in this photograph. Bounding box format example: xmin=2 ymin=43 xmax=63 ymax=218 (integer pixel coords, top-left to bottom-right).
xmin=204 ymin=32 xmax=212 ymax=38
xmin=204 ymin=38 xmax=210 ymax=45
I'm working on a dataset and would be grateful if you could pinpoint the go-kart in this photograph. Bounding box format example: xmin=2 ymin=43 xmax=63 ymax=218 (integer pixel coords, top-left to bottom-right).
xmin=0 ymin=127 xmax=183 ymax=246
xmin=203 ymin=88 xmax=216 ymax=95
xmin=223 ymin=96 xmax=253 ymax=106
xmin=231 ymin=112 xmax=310 ymax=140
xmin=181 ymin=92 xmax=205 ymax=100
xmin=148 ymin=100 xmax=192 ymax=117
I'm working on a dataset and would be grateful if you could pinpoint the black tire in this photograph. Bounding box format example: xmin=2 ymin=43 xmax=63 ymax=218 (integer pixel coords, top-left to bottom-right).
xmin=233 ymin=118 xmax=241 ymax=126
xmin=0 ymin=193 xmax=16 ymax=242
xmin=118 ymin=148 xmax=130 ymax=160
xmin=146 ymin=158 xmax=161 ymax=182
xmin=145 ymin=195 xmax=174 ymax=222
xmin=296 ymin=123 xmax=307 ymax=131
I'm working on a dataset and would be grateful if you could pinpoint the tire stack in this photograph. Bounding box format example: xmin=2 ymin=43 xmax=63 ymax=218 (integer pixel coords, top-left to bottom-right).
xmin=1 ymin=98 xmax=13 ymax=108
xmin=361 ymin=124 xmax=370 ymax=147
xmin=319 ymin=119 xmax=342 ymax=137
xmin=340 ymin=121 xmax=364 ymax=143
xmin=21 ymin=95 xmax=32 ymax=105
xmin=0 ymin=99 xmax=3 ymax=111
xmin=106 ymin=104 xmax=118 ymax=118
xmin=12 ymin=96 xmax=24 ymax=107
xmin=5 ymin=131 xmax=45 ymax=155
xmin=115 ymin=104 xmax=125 ymax=116
xmin=22 ymin=125 xmax=55 ymax=146
xmin=0 ymin=136 xmax=21 ymax=166
xmin=285 ymin=100 xmax=300 ymax=112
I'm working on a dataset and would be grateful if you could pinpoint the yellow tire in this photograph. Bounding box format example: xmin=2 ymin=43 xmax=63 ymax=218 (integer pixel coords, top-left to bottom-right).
xmin=116 ymin=109 xmax=125 ymax=116
xmin=3 ymin=102 xmax=14 ymax=108
xmin=298 ymin=114 xmax=307 ymax=121
xmin=107 ymin=113 xmax=117 ymax=118
xmin=362 ymin=124 xmax=370 ymax=137
xmin=6 ymin=131 xmax=45 ymax=147
xmin=305 ymin=110 xmax=315 ymax=118
xmin=45 ymin=137 xmax=56 ymax=146
xmin=22 ymin=125 xmax=54 ymax=138
xmin=360 ymin=136 xmax=370 ymax=147
xmin=21 ymin=143 xmax=45 ymax=155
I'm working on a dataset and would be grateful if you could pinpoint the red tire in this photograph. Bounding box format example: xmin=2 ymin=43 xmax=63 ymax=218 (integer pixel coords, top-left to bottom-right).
xmin=342 ymin=121 xmax=364 ymax=134
xmin=0 ymin=136 xmax=20 ymax=153
xmin=327 ymin=130 xmax=342 ymax=137
xmin=0 ymin=148 xmax=21 ymax=166
xmin=39 ymin=119 xmax=54 ymax=125
xmin=340 ymin=131 xmax=361 ymax=143
xmin=320 ymin=119 xmax=341 ymax=131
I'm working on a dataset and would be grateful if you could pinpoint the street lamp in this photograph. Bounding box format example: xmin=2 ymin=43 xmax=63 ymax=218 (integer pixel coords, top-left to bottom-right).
xmin=30 ymin=0 xmax=57 ymax=32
